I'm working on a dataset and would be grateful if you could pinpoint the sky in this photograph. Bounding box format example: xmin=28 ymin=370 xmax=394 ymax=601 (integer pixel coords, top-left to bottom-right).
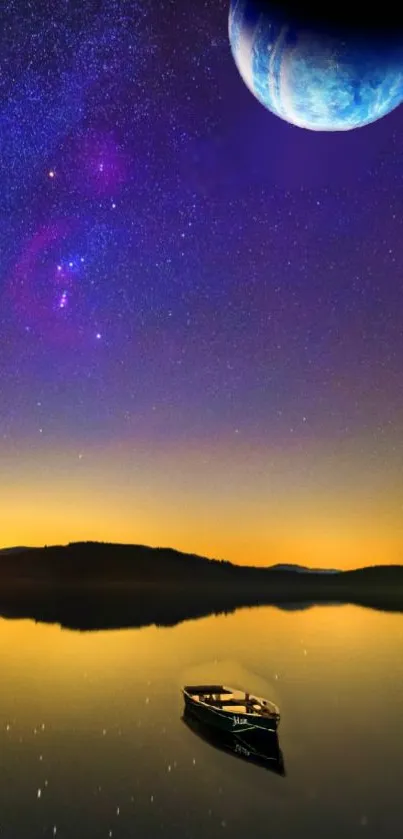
xmin=1 ymin=0 xmax=402 ymax=568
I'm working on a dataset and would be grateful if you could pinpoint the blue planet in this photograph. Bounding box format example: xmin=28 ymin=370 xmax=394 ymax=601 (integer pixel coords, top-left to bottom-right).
xmin=228 ymin=0 xmax=403 ymax=130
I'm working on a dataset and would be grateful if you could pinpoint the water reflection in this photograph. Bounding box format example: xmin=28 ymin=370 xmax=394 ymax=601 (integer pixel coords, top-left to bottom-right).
xmin=0 ymin=604 xmax=402 ymax=838
xmin=182 ymin=705 xmax=286 ymax=776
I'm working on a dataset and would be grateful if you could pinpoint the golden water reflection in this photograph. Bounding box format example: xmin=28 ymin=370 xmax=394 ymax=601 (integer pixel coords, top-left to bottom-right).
xmin=0 ymin=604 xmax=402 ymax=837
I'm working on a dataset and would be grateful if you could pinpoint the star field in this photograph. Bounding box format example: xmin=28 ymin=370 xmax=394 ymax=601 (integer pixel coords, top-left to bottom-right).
xmin=1 ymin=0 xmax=403 ymax=564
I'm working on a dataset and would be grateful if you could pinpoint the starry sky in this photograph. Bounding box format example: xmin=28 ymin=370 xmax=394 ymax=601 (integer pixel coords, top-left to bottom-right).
xmin=1 ymin=0 xmax=403 ymax=567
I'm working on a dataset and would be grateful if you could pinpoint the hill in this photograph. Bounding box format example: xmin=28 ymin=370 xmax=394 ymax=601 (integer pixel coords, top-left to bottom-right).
xmin=269 ymin=563 xmax=339 ymax=574
xmin=0 ymin=546 xmax=32 ymax=555
xmin=0 ymin=540 xmax=402 ymax=630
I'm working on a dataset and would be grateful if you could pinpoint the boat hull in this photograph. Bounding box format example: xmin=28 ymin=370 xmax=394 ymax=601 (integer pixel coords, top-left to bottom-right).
xmin=183 ymin=706 xmax=285 ymax=775
xmin=183 ymin=691 xmax=279 ymax=733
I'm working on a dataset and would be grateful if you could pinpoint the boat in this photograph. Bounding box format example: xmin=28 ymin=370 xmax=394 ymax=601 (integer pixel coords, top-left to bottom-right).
xmin=182 ymin=705 xmax=285 ymax=775
xmin=182 ymin=684 xmax=280 ymax=733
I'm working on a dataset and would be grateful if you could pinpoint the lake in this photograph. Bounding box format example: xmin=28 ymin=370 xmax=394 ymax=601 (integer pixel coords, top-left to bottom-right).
xmin=0 ymin=604 xmax=402 ymax=838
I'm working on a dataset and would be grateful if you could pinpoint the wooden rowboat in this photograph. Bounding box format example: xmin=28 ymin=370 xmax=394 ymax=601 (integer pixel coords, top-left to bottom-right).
xmin=182 ymin=684 xmax=280 ymax=733
xmin=182 ymin=705 xmax=285 ymax=775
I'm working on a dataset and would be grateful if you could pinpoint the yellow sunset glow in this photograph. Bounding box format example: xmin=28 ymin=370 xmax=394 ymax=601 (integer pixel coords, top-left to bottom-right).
xmin=1 ymin=434 xmax=402 ymax=569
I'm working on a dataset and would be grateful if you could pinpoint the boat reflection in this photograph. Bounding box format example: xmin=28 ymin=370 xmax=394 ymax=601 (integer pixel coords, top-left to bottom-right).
xmin=182 ymin=705 xmax=286 ymax=776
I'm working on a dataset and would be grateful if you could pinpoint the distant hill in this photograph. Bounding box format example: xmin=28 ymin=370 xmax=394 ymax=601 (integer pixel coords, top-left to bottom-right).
xmin=269 ymin=563 xmax=340 ymax=574
xmin=0 ymin=542 xmax=339 ymax=577
xmin=0 ymin=540 xmax=402 ymax=630
xmin=0 ymin=546 xmax=33 ymax=555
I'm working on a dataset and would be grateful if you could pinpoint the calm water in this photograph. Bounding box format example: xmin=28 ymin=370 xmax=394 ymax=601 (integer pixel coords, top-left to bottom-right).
xmin=1 ymin=604 xmax=402 ymax=838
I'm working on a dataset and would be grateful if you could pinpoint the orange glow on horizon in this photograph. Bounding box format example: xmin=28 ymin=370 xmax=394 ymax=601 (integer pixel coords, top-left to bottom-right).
xmin=0 ymin=434 xmax=402 ymax=570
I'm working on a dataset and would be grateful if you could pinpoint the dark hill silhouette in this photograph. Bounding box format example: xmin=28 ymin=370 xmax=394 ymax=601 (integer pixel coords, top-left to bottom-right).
xmin=0 ymin=546 xmax=32 ymax=555
xmin=269 ymin=563 xmax=339 ymax=573
xmin=0 ymin=541 xmax=402 ymax=630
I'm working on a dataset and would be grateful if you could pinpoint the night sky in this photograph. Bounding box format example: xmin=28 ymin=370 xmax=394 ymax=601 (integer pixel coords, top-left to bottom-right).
xmin=1 ymin=0 xmax=402 ymax=567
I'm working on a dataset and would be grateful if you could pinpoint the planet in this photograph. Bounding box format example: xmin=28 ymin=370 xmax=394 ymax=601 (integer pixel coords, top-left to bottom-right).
xmin=228 ymin=0 xmax=403 ymax=131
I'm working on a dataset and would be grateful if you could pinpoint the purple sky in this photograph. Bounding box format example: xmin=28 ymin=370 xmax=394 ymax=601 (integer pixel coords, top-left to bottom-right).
xmin=0 ymin=0 xmax=402 ymax=560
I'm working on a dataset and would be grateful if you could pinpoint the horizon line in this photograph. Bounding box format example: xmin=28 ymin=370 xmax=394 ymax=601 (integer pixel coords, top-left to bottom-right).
xmin=1 ymin=539 xmax=402 ymax=573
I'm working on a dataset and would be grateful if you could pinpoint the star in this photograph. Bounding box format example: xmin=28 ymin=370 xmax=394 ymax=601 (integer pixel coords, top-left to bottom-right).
xmin=0 ymin=0 xmax=401 ymax=577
